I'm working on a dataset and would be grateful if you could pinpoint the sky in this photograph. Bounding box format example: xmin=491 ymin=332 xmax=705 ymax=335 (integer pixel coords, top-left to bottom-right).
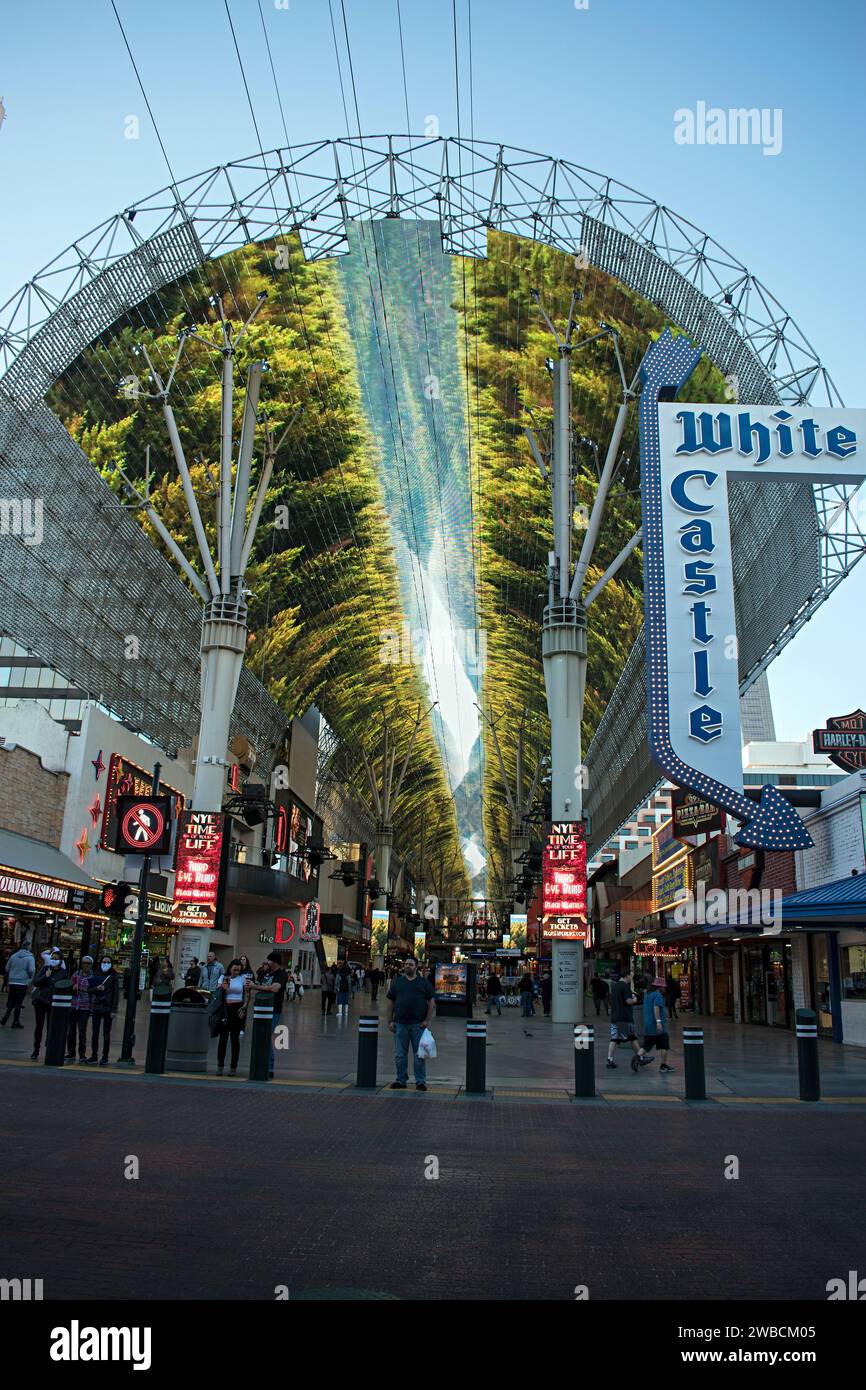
xmin=0 ymin=0 xmax=864 ymax=741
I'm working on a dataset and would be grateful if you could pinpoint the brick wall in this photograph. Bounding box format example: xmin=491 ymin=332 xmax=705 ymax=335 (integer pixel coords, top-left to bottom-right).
xmin=725 ymin=848 xmax=796 ymax=896
xmin=0 ymin=746 xmax=69 ymax=847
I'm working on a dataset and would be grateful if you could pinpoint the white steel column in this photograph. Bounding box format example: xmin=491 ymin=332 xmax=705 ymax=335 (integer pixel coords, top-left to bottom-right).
xmin=543 ymin=343 xmax=585 ymax=1023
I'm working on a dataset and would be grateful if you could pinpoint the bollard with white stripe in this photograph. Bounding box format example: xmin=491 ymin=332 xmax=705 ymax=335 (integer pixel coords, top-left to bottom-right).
xmin=249 ymin=991 xmax=275 ymax=1082
xmin=356 ymin=1015 xmax=379 ymax=1088
xmin=145 ymin=984 xmax=173 ymax=1075
xmin=465 ymin=1018 xmax=487 ymax=1094
xmin=796 ymin=1007 xmax=820 ymax=1102
xmin=682 ymin=1027 xmax=706 ymax=1100
xmin=573 ymin=1023 xmax=595 ymax=1097
xmin=44 ymin=979 xmax=72 ymax=1067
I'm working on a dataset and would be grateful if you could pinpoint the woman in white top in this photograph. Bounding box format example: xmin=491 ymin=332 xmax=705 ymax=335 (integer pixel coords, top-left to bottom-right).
xmin=216 ymin=962 xmax=249 ymax=1075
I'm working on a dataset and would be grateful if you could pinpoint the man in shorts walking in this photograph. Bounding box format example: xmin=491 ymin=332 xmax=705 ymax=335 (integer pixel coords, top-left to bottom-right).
xmin=606 ymin=971 xmax=654 ymax=1072
xmin=642 ymin=976 xmax=674 ymax=1072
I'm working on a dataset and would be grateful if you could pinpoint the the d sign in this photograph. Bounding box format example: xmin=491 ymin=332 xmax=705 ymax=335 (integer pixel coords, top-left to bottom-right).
xmin=274 ymin=917 xmax=295 ymax=945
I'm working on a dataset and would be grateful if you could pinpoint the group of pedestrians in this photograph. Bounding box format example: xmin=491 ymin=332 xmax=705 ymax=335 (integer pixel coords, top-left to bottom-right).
xmin=483 ymin=969 xmax=554 ymax=1017
xmin=590 ymin=970 xmax=681 ymax=1019
xmin=606 ymin=971 xmax=675 ymax=1074
xmin=320 ymin=962 xmax=378 ymax=1014
xmin=0 ymin=943 xmax=120 ymax=1064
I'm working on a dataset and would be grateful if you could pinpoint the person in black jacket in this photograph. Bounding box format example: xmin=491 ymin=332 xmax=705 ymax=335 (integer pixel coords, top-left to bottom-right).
xmin=518 ymin=971 xmax=536 ymax=1017
xmin=485 ymin=971 xmax=503 ymax=1016
xmin=87 ymin=956 xmax=119 ymax=1065
xmin=540 ymin=969 xmax=553 ymax=1016
xmin=30 ymin=949 xmax=67 ymax=1060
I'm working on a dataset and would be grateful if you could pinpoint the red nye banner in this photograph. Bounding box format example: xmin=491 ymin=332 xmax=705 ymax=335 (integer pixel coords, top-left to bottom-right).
xmin=542 ymin=820 xmax=589 ymax=942
xmin=171 ymin=811 xmax=230 ymax=930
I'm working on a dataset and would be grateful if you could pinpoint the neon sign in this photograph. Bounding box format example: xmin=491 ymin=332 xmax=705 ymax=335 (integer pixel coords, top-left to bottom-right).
xmin=542 ymin=821 xmax=588 ymax=941
xmin=639 ymin=329 xmax=866 ymax=851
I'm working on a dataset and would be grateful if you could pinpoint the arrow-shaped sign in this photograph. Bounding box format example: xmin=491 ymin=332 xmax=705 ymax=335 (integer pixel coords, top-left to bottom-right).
xmin=639 ymin=329 xmax=832 ymax=851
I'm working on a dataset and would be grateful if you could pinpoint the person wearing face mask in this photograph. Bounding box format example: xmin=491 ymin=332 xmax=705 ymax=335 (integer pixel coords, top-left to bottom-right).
xmin=86 ymin=956 xmax=119 ymax=1066
xmin=30 ymin=949 xmax=67 ymax=1060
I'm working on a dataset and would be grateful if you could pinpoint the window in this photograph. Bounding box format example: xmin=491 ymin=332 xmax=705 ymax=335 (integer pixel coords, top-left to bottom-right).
xmin=841 ymin=945 xmax=866 ymax=1001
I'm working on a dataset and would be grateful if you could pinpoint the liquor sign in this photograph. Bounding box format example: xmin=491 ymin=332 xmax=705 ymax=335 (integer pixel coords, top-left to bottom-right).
xmin=634 ymin=940 xmax=682 ymax=958
xmin=542 ymin=821 xmax=589 ymax=942
xmin=812 ymin=710 xmax=866 ymax=772
xmin=171 ymin=811 xmax=230 ymax=931
xmin=640 ymin=329 xmax=866 ymax=851
xmin=100 ymin=753 xmax=184 ymax=853
xmin=113 ymin=794 xmax=173 ymax=856
xmin=671 ymin=788 xmax=722 ymax=844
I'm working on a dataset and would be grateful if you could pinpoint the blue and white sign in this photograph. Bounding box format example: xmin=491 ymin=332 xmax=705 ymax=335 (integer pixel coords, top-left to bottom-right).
xmin=640 ymin=330 xmax=866 ymax=850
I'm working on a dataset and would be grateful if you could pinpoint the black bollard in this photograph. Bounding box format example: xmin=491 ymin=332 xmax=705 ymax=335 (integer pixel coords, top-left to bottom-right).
xmin=144 ymin=984 xmax=173 ymax=1076
xmin=44 ymin=979 xmax=72 ymax=1067
xmin=249 ymin=991 xmax=274 ymax=1082
xmin=465 ymin=1018 xmax=487 ymax=1094
xmin=356 ymin=1015 xmax=379 ymax=1088
xmin=796 ymin=1007 xmax=820 ymax=1102
xmin=683 ymin=1027 xmax=706 ymax=1100
xmin=574 ymin=1023 xmax=595 ymax=1097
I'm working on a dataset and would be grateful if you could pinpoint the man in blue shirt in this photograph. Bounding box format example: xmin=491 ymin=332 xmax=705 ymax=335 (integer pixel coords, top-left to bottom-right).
xmin=642 ymin=976 xmax=674 ymax=1072
xmin=387 ymin=958 xmax=435 ymax=1091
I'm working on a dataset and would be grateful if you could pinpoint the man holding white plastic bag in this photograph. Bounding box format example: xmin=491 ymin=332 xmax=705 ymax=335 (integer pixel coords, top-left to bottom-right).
xmin=387 ymin=957 xmax=436 ymax=1091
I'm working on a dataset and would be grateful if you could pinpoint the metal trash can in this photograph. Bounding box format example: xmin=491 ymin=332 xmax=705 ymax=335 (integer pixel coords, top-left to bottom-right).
xmin=166 ymin=988 xmax=211 ymax=1073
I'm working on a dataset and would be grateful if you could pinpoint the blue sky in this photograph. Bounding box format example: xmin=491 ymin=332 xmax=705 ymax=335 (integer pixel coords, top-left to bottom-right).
xmin=1 ymin=0 xmax=864 ymax=739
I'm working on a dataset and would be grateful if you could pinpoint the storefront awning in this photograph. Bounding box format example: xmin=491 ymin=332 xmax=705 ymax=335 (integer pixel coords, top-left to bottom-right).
xmin=0 ymin=826 xmax=99 ymax=890
xmin=780 ymin=874 xmax=866 ymax=925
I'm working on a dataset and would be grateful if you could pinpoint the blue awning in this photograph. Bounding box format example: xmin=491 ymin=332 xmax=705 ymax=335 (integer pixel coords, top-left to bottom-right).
xmin=780 ymin=874 xmax=866 ymax=924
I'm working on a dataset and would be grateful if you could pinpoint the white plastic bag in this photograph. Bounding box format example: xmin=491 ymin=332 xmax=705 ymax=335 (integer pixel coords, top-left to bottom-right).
xmin=417 ymin=1027 xmax=437 ymax=1060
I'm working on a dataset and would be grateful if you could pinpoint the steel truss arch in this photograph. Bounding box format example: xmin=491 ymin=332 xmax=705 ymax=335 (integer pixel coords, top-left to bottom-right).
xmin=0 ymin=135 xmax=862 ymax=851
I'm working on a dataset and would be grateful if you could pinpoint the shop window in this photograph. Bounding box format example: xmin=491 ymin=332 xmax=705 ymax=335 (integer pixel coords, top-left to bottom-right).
xmin=841 ymin=945 xmax=866 ymax=1001
xmin=812 ymin=936 xmax=833 ymax=1034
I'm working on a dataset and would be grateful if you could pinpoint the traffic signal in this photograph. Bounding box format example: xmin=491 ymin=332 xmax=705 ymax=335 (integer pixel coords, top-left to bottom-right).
xmin=101 ymin=881 xmax=132 ymax=918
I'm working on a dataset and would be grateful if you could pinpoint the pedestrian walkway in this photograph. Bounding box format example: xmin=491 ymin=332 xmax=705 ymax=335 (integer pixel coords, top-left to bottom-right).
xmin=2 ymin=987 xmax=865 ymax=1100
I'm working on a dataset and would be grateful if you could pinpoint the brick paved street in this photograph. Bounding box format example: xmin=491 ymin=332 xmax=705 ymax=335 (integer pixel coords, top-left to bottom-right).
xmin=3 ymin=1068 xmax=864 ymax=1302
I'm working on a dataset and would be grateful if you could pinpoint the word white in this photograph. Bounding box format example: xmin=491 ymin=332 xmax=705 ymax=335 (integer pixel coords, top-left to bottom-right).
xmin=0 ymin=497 xmax=43 ymax=546
xmin=50 ymin=1322 xmax=152 ymax=1371
xmin=676 ymin=409 xmax=857 ymax=465
xmin=674 ymin=102 xmax=782 ymax=157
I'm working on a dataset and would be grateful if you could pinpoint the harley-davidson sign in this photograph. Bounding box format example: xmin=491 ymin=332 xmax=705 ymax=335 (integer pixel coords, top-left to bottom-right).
xmin=812 ymin=711 xmax=866 ymax=772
